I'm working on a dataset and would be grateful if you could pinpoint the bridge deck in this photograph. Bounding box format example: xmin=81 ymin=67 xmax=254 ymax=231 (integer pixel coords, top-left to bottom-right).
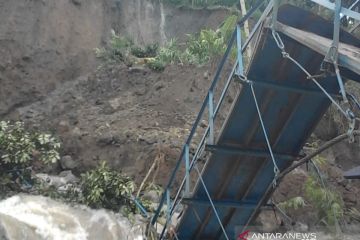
xmin=175 ymin=5 xmax=360 ymax=239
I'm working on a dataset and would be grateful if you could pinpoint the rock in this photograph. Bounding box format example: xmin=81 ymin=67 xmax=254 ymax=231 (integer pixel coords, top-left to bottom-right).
xmin=35 ymin=171 xmax=79 ymax=189
xmin=71 ymin=0 xmax=82 ymax=6
xmin=134 ymin=214 xmax=146 ymax=223
xmin=254 ymin=211 xmax=280 ymax=232
xmin=203 ymin=71 xmax=209 ymax=79
xmin=343 ymin=191 xmax=357 ymax=206
xmin=60 ymin=155 xmax=77 ymax=170
xmin=57 ymin=184 xmax=77 ymax=193
xmin=108 ymin=97 xmax=122 ymax=110
xmin=58 ymin=170 xmax=79 ymax=183
xmin=200 ymin=120 xmax=208 ymax=128
xmin=72 ymin=127 xmax=82 ymax=137
xmin=101 ymin=104 xmax=116 ymax=115
xmin=313 ymin=114 xmax=339 ymax=141
xmin=154 ymin=81 xmax=164 ymax=91
xmin=294 ymin=222 xmax=308 ymax=232
xmin=97 ymin=132 xmax=115 ymax=146
xmin=155 ymin=222 xmax=165 ymax=235
xmin=95 ymin=99 xmax=104 ymax=105
xmin=134 ymin=87 xmax=146 ymax=96
xmin=128 ymin=66 xmax=146 ymax=73
xmin=142 ymin=190 xmax=160 ymax=203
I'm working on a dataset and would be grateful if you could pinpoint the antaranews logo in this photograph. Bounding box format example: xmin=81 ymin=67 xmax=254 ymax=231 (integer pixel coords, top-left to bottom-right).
xmin=237 ymin=230 xmax=250 ymax=240
xmin=237 ymin=230 xmax=317 ymax=240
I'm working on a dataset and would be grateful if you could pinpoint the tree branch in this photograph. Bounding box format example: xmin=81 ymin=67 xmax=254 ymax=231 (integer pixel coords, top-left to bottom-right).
xmin=276 ymin=130 xmax=360 ymax=182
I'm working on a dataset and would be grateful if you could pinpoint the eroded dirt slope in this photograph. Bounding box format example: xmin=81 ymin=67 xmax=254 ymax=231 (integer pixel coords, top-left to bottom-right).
xmin=8 ymin=62 xmax=216 ymax=183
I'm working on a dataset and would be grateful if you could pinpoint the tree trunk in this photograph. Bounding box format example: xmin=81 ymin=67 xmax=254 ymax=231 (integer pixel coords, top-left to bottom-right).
xmin=239 ymin=0 xmax=252 ymax=56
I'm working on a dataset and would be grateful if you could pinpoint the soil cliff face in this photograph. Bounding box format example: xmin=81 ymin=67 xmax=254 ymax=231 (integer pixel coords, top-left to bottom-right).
xmin=0 ymin=0 xmax=108 ymax=117
xmin=0 ymin=0 xmax=228 ymax=117
xmin=115 ymin=0 xmax=229 ymax=45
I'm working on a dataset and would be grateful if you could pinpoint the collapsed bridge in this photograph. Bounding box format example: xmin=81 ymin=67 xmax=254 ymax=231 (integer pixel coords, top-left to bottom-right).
xmin=151 ymin=0 xmax=360 ymax=239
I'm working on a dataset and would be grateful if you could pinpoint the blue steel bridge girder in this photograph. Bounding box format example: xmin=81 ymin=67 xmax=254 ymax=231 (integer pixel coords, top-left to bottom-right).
xmin=151 ymin=1 xmax=360 ymax=239
xmin=205 ymin=144 xmax=301 ymax=161
xmin=182 ymin=198 xmax=274 ymax=210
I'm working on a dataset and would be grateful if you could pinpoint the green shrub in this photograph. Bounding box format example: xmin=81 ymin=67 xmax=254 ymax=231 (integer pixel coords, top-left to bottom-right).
xmin=131 ymin=43 xmax=159 ymax=58
xmin=184 ymin=14 xmax=238 ymax=64
xmin=186 ymin=29 xmax=225 ymax=64
xmin=147 ymin=58 xmax=166 ymax=72
xmin=144 ymin=43 xmax=159 ymax=57
xmin=305 ymin=176 xmax=344 ymax=225
xmin=0 ymin=121 xmax=60 ymax=167
xmin=0 ymin=121 xmax=60 ymax=195
xmin=109 ymin=32 xmax=133 ymax=52
xmin=278 ymin=196 xmax=306 ymax=211
xmin=157 ymin=38 xmax=183 ymax=64
xmin=80 ymin=161 xmax=136 ymax=211
xmin=131 ymin=46 xmax=147 ymax=58
xmin=219 ymin=14 xmax=238 ymax=42
xmin=95 ymin=31 xmax=133 ymax=62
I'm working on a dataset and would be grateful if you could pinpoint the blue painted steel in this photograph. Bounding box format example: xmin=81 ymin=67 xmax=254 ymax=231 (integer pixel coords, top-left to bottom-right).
xmin=151 ymin=2 xmax=360 ymax=239
xmin=205 ymin=144 xmax=297 ymax=161
xmin=238 ymin=78 xmax=341 ymax=98
xmin=132 ymin=197 xmax=149 ymax=218
xmin=185 ymin=144 xmax=190 ymax=196
xmin=166 ymin=189 xmax=171 ymax=226
xmin=208 ymin=91 xmax=215 ymax=145
xmin=183 ymin=199 xmax=259 ymax=209
xmin=236 ymin=24 xmax=244 ymax=76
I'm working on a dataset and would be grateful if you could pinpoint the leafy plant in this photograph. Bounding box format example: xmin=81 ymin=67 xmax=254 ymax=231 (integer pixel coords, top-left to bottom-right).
xmin=219 ymin=14 xmax=238 ymax=42
xmin=131 ymin=46 xmax=147 ymax=58
xmin=94 ymin=47 xmax=107 ymax=59
xmin=145 ymin=43 xmax=160 ymax=57
xmin=305 ymin=176 xmax=344 ymax=226
xmin=186 ymin=29 xmax=225 ymax=64
xmin=348 ymin=207 xmax=360 ymax=222
xmin=157 ymin=38 xmax=183 ymax=64
xmin=95 ymin=31 xmax=133 ymax=62
xmin=131 ymin=43 xmax=159 ymax=58
xmin=0 ymin=121 xmax=60 ymax=194
xmin=147 ymin=58 xmax=166 ymax=72
xmin=80 ymin=161 xmax=136 ymax=211
xmin=0 ymin=121 xmax=60 ymax=167
xmin=278 ymin=196 xmax=306 ymax=211
xmin=110 ymin=32 xmax=133 ymax=52
xmin=312 ymin=155 xmax=327 ymax=168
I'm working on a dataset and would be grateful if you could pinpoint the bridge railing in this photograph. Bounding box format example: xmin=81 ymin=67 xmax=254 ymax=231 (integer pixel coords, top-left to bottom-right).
xmin=150 ymin=0 xmax=272 ymax=238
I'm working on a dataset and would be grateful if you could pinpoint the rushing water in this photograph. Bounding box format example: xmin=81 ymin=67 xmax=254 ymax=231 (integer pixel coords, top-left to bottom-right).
xmin=0 ymin=195 xmax=144 ymax=240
